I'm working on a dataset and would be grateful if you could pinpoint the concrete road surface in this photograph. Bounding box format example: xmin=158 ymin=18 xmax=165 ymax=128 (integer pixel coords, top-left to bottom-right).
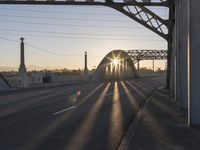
xmin=0 ymin=77 xmax=165 ymax=150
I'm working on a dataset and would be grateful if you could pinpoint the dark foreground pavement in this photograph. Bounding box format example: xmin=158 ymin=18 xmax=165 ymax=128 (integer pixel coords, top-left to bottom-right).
xmin=118 ymin=88 xmax=200 ymax=150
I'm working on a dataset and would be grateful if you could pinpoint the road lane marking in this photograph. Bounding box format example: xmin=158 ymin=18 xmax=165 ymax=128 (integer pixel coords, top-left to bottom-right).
xmin=106 ymin=92 xmax=113 ymax=96
xmin=53 ymin=106 xmax=76 ymax=115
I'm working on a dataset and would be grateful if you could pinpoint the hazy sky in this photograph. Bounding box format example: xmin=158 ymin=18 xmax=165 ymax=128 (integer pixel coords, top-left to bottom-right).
xmin=0 ymin=4 xmax=168 ymax=70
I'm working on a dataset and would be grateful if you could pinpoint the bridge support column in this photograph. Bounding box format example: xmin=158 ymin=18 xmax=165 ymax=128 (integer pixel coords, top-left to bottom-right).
xmin=167 ymin=1 xmax=174 ymax=91
xmin=174 ymin=0 xmax=180 ymax=103
xmin=121 ymin=59 xmax=124 ymax=78
xmin=127 ymin=66 xmax=129 ymax=78
xmin=108 ymin=64 xmax=111 ymax=79
xmin=119 ymin=60 xmax=122 ymax=79
xmin=189 ymin=0 xmax=200 ymax=125
xmin=173 ymin=0 xmax=189 ymax=112
xmin=105 ymin=66 xmax=108 ymax=79
xmin=177 ymin=0 xmax=188 ymax=109
xmin=111 ymin=63 xmax=114 ymax=80
xmin=116 ymin=63 xmax=119 ymax=79
xmin=123 ymin=59 xmax=126 ymax=78
xmin=118 ymin=61 xmax=121 ymax=79
xmin=152 ymin=59 xmax=154 ymax=72
xmin=170 ymin=23 xmax=176 ymax=98
xmin=130 ymin=65 xmax=133 ymax=78
xmin=125 ymin=61 xmax=128 ymax=78
xmin=137 ymin=59 xmax=140 ymax=71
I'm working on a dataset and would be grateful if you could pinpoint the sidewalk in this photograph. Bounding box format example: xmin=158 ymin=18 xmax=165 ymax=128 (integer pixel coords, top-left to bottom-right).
xmin=118 ymin=88 xmax=200 ymax=150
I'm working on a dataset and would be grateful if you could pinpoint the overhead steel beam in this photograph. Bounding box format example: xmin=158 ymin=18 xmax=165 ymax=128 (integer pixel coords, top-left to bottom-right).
xmin=0 ymin=0 xmax=168 ymax=7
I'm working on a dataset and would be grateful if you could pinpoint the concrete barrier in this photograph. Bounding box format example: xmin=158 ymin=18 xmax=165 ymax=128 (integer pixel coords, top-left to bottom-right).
xmin=0 ymin=73 xmax=11 ymax=91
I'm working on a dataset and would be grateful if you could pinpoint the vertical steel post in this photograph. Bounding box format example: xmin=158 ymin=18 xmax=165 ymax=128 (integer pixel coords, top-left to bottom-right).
xmin=137 ymin=59 xmax=140 ymax=71
xmin=166 ymin=0 xmax=175 ymax=89
xmin=152 ymin=59 xmax=154 ymax=72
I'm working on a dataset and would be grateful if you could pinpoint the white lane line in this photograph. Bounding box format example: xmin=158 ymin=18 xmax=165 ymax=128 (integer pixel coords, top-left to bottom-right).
xmin=106 ymin=92 xmax=113 ymax=96
xmin=53 ymin=106 xmax=76 ymax=116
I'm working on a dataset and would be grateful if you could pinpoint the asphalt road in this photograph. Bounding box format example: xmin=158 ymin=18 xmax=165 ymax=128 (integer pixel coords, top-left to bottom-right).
xmin=0 ymin=77 xmax=165 ymax=150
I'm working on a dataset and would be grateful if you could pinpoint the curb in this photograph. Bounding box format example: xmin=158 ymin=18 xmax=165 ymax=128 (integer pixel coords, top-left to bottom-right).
xmin=117 ymin=92 xmax=154 ymax=150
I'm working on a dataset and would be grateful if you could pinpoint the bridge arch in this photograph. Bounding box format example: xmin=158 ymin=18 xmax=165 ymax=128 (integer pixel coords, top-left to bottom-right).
xmin=93 ymin=50 xmax=136 ymax=81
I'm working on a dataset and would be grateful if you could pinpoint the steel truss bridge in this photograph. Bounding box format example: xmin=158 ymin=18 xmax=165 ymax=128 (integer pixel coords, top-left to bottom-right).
xmin=126 ymin=50 xmax=167 ymax=63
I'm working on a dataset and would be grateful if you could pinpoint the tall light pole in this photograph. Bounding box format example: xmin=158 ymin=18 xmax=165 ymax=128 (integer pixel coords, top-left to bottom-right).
xmin=18 ymin=37 xmax=28 ymax=87
xmin=83 ymin=51 xmax=89 ymax=80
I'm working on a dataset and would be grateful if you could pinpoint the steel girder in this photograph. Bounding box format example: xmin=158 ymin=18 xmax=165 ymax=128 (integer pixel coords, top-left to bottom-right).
xmin=0 ymin=0 xmax=168 ymax=7
xmin=111 ymin=0 xmax=169 ymax=40
xmin=126 ymin=49 xmax=167 ymax=63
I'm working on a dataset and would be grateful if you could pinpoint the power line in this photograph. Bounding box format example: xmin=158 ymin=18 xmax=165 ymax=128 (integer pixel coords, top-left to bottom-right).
xmin=0 ymin=28 xmax=160 ymax=38
xmin=0 ymin=20 xmax=142 ymax=29
xmin=0 ymin=13 xmax=167 ymax=21
xmin=0 ymin=37 xmax=105 ymax=57
xmin=25 ymin=42 xmax=83 ymax=57
xmin=0 ymin=7 xmax=120 ymax=16
xmin=0 ymin=37 xmax=19 ymax=43
xmin=88 ymin=54 xmax=104 ymax=58
xmin=0 ymin=32 xmax=164 ymax=41
xmin=0 ymin=14 xmax=131 ymax=23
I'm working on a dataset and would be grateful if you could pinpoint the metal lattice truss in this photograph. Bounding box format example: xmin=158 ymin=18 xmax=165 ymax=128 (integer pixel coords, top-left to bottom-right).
xmin=113 ymin=0 xmax=169 ymax=40
xmin=0 ymin=0 xmax=170 ymax=40
xmin=126 ymin=49 xmax=167 ymax=63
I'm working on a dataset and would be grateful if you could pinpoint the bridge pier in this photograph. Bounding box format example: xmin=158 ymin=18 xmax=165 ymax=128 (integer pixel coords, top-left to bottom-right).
xmin=152 ymin=59 xmax=154 ymax=72
xmin=171 ymin=0 xmax=189 ymax=111
xmin=121 ymin=59 xmax=124 ymax=77
xmin=119 ymin=62 xmax=122 ymax=79
xmin=177 ymin=0 xmax=188 ymax=109
xmin=175 ymin=0 xmax=180 ymax=107
xmin=172 ymin=0 xmax=189 ymax=124
xmin=125 ymin=60 xmax=128 ymax=78
xmin=123 ymin=59 xmax=126 ymax=78
xmin=189 ymin=0 xmax=200 ymax=125
xmin=174 ymin=0 xmax=200 ymax=125
xmin=137 ymin=59 xmax=140 ymax=71
xmin=108 ymin=64 xmax=111 ymax=79
xmin=170 ymin=26 xmax=176 ymax=98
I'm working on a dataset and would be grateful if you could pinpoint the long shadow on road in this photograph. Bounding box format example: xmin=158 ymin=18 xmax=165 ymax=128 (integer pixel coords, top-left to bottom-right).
xmin=20 ymin=82 xmax=110 ymax=150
